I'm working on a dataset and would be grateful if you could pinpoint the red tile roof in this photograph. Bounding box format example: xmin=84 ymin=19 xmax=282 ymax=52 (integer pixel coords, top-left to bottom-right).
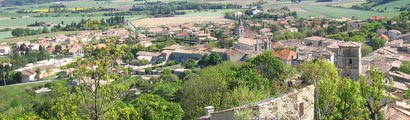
xmin=273 ymin=49 xmax=297 ymax=61
xmin=377 ymin=34 xmax=389 ymax=41
xmin=272 ymin=42 xmax=280 ymax=49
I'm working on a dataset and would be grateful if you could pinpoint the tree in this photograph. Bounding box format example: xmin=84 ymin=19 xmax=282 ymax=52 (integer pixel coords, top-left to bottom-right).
xmin=51 ymin=44 xmax=131 ymax=120
xmin=247 ymin=51 xmax=286 ymax=81
xmin=370 ymin=37 xmax=386 ymax=50
xmin=333 ymin=78 xmax=366 ymax=119
xmin=361 ymin=44 xmax=373 ymax=57
xmin=183 ymin=59 xmax=197 ymax=69
xmin=42 ymin=27 xmax=50 ymax=33
xmin=359 ymin=68 xmax=389 ymax=120
xmin=54 ymin=45 xmax=62 ymax=55
xmin=198 ymin=52 xmax=222 ymax=67
xmin=153 ymin=82 xmax=182 ymax=102
xmin=298 ymin=60 xmax=338 ymax=120
xmin=132 ymin=94 xmax=184 ymax=120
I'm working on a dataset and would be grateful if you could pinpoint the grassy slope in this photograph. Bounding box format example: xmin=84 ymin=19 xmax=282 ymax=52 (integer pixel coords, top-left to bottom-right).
xmin=0 ymin=82 xmax=49 ymax=114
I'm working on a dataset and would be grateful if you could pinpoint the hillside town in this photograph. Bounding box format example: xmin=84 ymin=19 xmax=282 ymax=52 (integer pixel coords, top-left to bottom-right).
xmin=2 ymin=0 xmax=410 ymax=119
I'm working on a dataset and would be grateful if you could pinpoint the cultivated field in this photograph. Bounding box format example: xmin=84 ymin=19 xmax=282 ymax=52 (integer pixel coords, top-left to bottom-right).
xmin=262 ymin=0 xmax=401 ymax=20
xmin=0 ymin=31 xmax=12 ymax=40
xmin=371 ymin=0 xmax=408 ymax=12
xmin=300 ymin=5 xmax=401 ymax=19
xmin=132 ymin=16 xmax=232 ymax=26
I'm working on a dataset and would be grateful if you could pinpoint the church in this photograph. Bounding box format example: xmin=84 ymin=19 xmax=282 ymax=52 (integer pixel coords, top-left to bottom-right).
xmin=233 ymin=18 xmax=271 ymax=52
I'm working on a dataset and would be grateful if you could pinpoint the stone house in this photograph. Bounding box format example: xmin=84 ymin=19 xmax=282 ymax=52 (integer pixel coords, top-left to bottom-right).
xmin=136 ymin=51 xmax=164 ymax=64
xmin=20 ymin=65 xmax=58 ymax=82
xmin=273 ymin=49 xmax=297 ymax=66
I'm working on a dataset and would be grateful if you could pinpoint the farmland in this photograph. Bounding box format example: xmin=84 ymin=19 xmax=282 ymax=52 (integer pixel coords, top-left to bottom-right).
xmin=371 ymin=0 xmax=409 ymax=12
xmin=262 ymin=0 xmax=401 ymax=20
xmin=132 ymin=16 xmax=232 ymax=26
xmin=0 ymin=31 xmax=12 ymax=40
xmin=299 ymin=5 xmax=401 ymax=19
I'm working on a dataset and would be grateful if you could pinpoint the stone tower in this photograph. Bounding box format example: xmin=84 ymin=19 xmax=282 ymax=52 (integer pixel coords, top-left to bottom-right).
xmin=336 ymin=42 xmax=362 ymax=80
xmin=237 ymin=18 xmax=245 ymax=38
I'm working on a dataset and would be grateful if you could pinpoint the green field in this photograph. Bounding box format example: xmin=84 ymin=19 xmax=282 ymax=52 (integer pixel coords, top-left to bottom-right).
xmin=0 ymin=14 xmax=145 ymax=27
xmin=0 ymin=31 xmax=12 ymax=40
xmin=299 ymin=5 xmax=401 ymax=20
xmin=0 ymin=31 xmax=79 ymax=43
xmin=371 ymin=0 xmax=409 ymax=12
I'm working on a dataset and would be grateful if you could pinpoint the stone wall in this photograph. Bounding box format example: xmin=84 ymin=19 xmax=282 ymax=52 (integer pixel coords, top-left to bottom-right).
xmin=206 ymin=85 xmax=315 ymax=120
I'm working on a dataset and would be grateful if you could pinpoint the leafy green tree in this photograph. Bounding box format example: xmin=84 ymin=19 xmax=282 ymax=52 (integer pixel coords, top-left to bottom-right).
xmin=181 ymin=71 xmax=227 ymax=119
xmin=105 ymin=102 xmax=142 ymax=120
xmin=153 ymin=82 xmax=182 ymax=102
xmin=361 ymin=44 xmax=373 ymax=57
xmin=132 ymin=94 xmax=184 ymax=120
xmin=399 ymin=61 xmax=410 ymax=74
xmin=183 ymin=59 xmax=197 ymax=69
xmin=370 ymin=37 xmax=386 ymax=50
xmin=198 ymin=52 xmax=222 ymax=67
xmin=333 ymin=78 xmax=366 ymax=119
xmin=359 ymin=68 xmax=389 ymax=120
xmin=298 ymin=60 xmax=338 ymax=120
xmin=247 ymin=51 xmax=286 ymax=81
xmin=51 ymin=44 xmax=132 ymax=120
xmin=225 ymin=85 xmax=270 ymax=108
xmin=42 ymin=27 xmax=50 ymax=33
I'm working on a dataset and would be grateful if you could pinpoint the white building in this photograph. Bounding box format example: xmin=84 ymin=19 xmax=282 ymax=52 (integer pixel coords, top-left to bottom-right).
xmin=0 ymin=45 xmax=11 ymax=55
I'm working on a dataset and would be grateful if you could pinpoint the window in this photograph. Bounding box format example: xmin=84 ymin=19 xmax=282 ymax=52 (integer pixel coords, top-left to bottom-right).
xmin=349 ymin=59 xmax=352 ymax=64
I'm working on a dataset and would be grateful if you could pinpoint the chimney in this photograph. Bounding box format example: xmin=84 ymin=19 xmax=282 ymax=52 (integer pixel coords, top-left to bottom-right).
xmin=204 ymin=106 xmax=214 ymax=116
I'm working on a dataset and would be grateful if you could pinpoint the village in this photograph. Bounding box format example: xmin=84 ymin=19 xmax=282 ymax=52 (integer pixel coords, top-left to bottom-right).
xmin=0 ymin=12 xmax=409 ymax=119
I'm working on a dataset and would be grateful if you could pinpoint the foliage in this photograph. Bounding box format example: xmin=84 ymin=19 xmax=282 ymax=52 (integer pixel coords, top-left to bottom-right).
xmin=361 ymin=44 xmax=373 ymax=57
xmin=234 ymin=108 xmax=256 ymax=120
xmin=404 ymin=90 xmax=410 ymax=99
xmin=52 ymin=16 xmax=125 ymax=31
xmin=198 ymin=52 xmax=222 ymax=67
xmin=132 ymin=94 xmax=184 ymax=120
xmin=399 ymin=61 xmax=410 ymax=74
xmin=181 ymin=60 xmax=280 ymax=119
xmin=12 ymin=27 xmax=51 ymax=37
xmin=183 ymin=59 xmax=197 ymax=69
xmin=131 ymin=2 xmax=240 ymax=17
xmin=246 ymin=51 xmax=286 ymax=82
xmin=370 ymin=37 xmax=386 ymax=50
xmin=153 ymin=82 xmax=182 ymax=102
xmin=359 ymin=68 xmax=389 ymax=120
